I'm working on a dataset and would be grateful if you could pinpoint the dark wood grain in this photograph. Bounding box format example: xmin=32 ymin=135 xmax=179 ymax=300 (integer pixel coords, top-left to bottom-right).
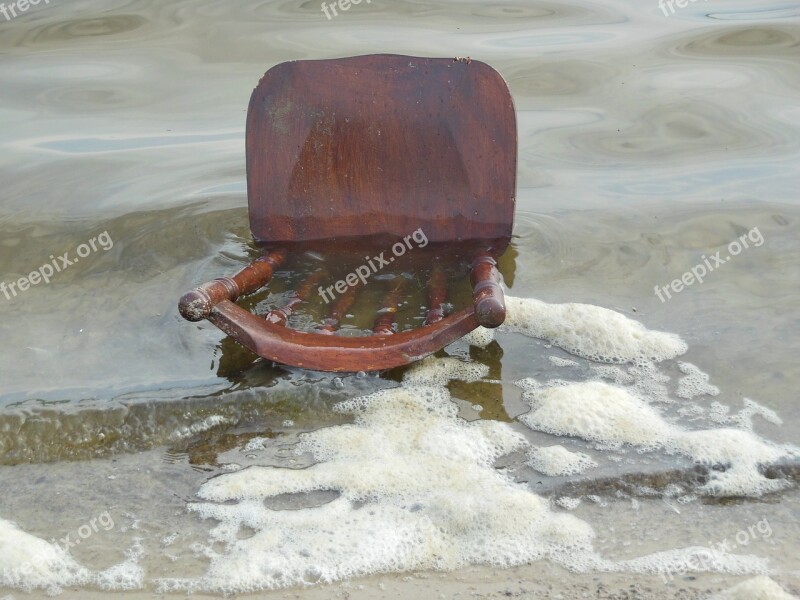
xmin=470 ymin=254 xmax=506 ymax=327
xmin=179 ymin=249 xmax=286 ymax=321
xmin=246 ymin=54 xmax=516 ymax=247
xmin=179 ymin=54 xmax=517 ymax=372
xmin=373 ymin=276 xmax=407 ymax=335
xmin=424 ymin=265 xmax=449 ymax=325
xmin=210 ymin=300 xmax=481 ymax=372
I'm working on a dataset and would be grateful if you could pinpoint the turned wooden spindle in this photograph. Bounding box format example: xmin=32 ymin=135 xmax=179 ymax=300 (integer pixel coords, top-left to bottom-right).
xmin=372 ymin=277 xmax=408 ymax=335
xmin=470 ymin=254 xmax=505 ymax=328
xmin=316 ymin=284 xmax=358 ymax=334
xmin=179 ymin=249 xmax=287 ymax=322
xmin=424 ymin=264 xmax=449 ymax=325
xmin=264 ymin=270 xmax=327 ymax=326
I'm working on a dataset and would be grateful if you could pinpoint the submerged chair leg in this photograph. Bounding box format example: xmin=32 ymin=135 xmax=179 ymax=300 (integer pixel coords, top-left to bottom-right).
xmin=470 ymin=254 xmax=505 ymax=328
xmin=179 ymin=249 xmax=287 ymax=322
xmin=264 ymin=270 xmax=327 ymax=326
xmin=373 ymin=277 xmax=407 ymax=335
xmin=317 ymin=284 xmax=358 ymax=334
xmin=424 ymin=264 xmax=449 ymax=325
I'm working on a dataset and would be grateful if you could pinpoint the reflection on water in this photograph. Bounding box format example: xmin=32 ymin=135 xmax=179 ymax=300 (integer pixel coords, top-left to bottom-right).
xmin=1 ymin=0 xmax=799 ymax=596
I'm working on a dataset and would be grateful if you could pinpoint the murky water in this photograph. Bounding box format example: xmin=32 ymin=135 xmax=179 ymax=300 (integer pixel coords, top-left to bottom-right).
xmin=1 ymin=0 xmax=799 ymax=597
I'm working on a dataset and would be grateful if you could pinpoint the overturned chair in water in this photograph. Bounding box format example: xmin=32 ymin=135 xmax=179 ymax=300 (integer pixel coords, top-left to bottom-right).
xmin=179 ymin=54 xmax=517 ymax=372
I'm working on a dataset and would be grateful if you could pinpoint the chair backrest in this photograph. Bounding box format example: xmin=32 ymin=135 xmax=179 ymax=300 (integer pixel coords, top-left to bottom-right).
xmin=246 ymin=54 xmax=516 ymax=248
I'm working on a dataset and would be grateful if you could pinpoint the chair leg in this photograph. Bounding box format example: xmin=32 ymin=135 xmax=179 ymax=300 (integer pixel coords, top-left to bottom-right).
xmin=264 ymin=270 xmax=327 ymax=326
xmin=424 ymin=264 xmax=448 ymax=325
xmin=470 ymin=254 xmax=505 ymax=328
xmin=373 ymin=277 xmax=407 ymax=335
xmin=179 ymin=248 xmax=287 ymax=322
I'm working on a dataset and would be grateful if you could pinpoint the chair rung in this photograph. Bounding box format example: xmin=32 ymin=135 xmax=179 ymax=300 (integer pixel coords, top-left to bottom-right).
xmin=264 ymin=270 xmax=327 ymax=326
xmin=317 ymin=284 xmax=358 ymax=334
xmin=373 ymin=277 xmax=407 ymax=335
xmin=424 ymin=265 xmax=448 ymax=325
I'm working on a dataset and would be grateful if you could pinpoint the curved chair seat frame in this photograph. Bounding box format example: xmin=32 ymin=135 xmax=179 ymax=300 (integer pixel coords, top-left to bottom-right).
xmin=180 ymin=54 xmax=517 ymax=372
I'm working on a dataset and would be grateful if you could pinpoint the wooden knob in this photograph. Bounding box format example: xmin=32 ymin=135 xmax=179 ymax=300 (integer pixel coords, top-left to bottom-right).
xmin=470 ymin=255 xmax=506 ymax=328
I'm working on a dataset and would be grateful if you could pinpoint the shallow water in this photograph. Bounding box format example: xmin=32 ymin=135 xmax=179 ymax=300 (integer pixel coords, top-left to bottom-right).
xmin=1 ymin=0 xmax=799 ymax=597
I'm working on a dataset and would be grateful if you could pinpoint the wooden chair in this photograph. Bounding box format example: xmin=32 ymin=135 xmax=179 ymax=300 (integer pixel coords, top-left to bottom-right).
xmin=179 ymin=54 xmax=517 ymax=372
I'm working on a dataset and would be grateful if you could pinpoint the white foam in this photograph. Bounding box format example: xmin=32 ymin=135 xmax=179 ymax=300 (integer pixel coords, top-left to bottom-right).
xmin=461 ymin=326 xmax=495 ymax=348
xmin=243 ymin=437 xmax=271 ymax=451
xmin=710 ymin=399 xmax=784 ymax=430
xmin=549 ymin=356 xmax=579 ymax=367
xmin=527 ymin=445 xmax=597 ymax=476
xmin=145 ymin=295 xmax=792 ymax=593
xmin=502 ymin=296 xmax=688 ymax=364
xmin=676 ymin=362 xmax=720 ymax=399
xmin=0 ymin=518 xmax=142 ymax=594
xmin=401 ymin=356 xmax=489 ymax=387
xmin=712 ymin=576 xmax=798 ymax=599
xmin=157 ymin=385 xmax=600 ymax=594
xmin=520 ymin=381 xmax=675 ymax=450
xmin=519 ymin=381 xmax=792 ymax=496
xmin=556 ymin=497 xmax=581 ymax=510
xmin=591 ymin=366 xmax=635 ymax=385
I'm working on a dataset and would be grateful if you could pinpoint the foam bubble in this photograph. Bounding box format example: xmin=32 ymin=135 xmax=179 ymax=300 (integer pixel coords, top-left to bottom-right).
xmin=591 ymin=366 xmax=635 ymax=385
xmin=711 ymin=575 xmax=797 ymax=600
xmin=402 ymin=356 xmax=489 ymax=387
xmin=556 ymin=497 xmax=582 ymax=510
xmin=549 ymin=356 xmax=579 ymax=367
xmin=461 ymin=326 xmax=495 ymax=348
xmin=710 ymin=399 xmax=784 ymax=430
xmin=519 ymin=381 xmax=793 ymax=496
xmin=0 ymin=518 xmax=143 ymax=594
xmin=150 ymin=293 xmax=793 ymax=593
xmin=527 ymin=445 xmax=597 ymax=476
xmin=712 ymin=576 xmax=798 ymax=599
xmin=161 ymin=380 xmax=780 ymax=594
xmin=157 ymin=386 xmax=600 ymax=593
xmin=503 ymin=296 xmax=688 ymax=364
xmin=676 ymin=362 xmax=720 ymax=399
xmin=520 ymin=381 xmax=675 ymax=450
xmin=617 ymin=546 xmax=770 ymax=578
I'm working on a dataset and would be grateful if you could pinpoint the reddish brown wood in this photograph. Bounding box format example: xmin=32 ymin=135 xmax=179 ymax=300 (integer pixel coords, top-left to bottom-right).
xmin=470 ymin=254 xmax=506 ymax=328
xmin=424 ymin=265 xmax=449 ymax=325
xmin=264 ymin=270 xmax=327 ymax=326
xmin=179 ymin=54 xmax=517 ymax=372
xmin=209 ymin=300 xmax=480 ymax=372
xmin=373 ymin=277 xmax=407 ymax=335
xmin=246 ymin=54 xmax=516 ymax=248
xmin=179 ymin=249 xmax=287 ymax=322
xmin=317 ymin=283 xmax=358 ymax=334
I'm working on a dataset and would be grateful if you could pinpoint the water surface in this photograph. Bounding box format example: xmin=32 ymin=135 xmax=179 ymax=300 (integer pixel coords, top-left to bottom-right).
xmin=1 ymin=0 xmax=799 ymax=597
